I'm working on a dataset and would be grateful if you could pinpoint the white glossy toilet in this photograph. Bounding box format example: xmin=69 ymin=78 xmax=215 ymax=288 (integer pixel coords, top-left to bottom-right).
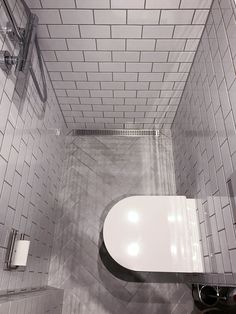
xmin=103 ymin=196 xmax=204 ymax=273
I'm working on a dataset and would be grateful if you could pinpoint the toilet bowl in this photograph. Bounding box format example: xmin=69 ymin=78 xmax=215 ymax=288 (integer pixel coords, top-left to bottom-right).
xmin=103 ymin=196 xmax=204 ymax=273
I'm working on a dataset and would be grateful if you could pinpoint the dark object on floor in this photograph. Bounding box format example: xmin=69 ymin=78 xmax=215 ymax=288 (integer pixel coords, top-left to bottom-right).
xmin=192 ymin=284 xmax=236 ymax=313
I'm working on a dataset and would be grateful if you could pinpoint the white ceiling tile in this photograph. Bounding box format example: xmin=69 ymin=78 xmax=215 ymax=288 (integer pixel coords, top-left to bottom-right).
xmin=49 ymin=72 xmax=62 ymax=80
xmin=95 ymin=118 xmax=114 ymax=123
xmin=138 ymin=90 xmax=160 ymax=97
xmin=125 ymin=112 xmax=145 ymax=117
xmin=46 ymin=62 xmax=72 ymax=71
xmin=185 ymin=39 xmax=200 ymax=51
xmin=160 ymin=10 xmax=194 ymax=24
xmin=142 ymin=26 xmax=174 ymax=38
xmin=155 ymin=39 xmax=186 ymax=51
xmin=125 ymin=82 xmax=149 ymax=90
xmin=97 ymin=39 xmax=125 ymax=50
xmin=126 ymin=63 xmax=152 ymax=72
xmin=84 ymin=51 xmax=111 ymax=62
xmin=26 ymin=0 xmax=41 ymax=8
xmin=149 ymin=82 xmax=174 ymax=90
xmin=67 ymin=39 xmax=96 ymax=50
xmin=164 ymin=72 xmax=188 ymax=81
xmin=72 ymin=62 xmax=98 ymax=72
xmin=99 ymin=62 xmax=125 ymax=72
xmin=146 ymin=0 xmax=180 ymax=9
xmin=141 ymin=52 xmax=168 ymax=62
xmin=178 ymin=63 xmax=192 ymax=72
xmin=56 ymin=51 xmax=84 ymax=61
xmin=76 ymin=0 xmax=110 ymax=8
xmin=114 ymin=91 xmax=136 ymax=97
xmin=41 ymin=51 xmax=57 ymax=61
xmin=168 ymin=52 xmax=195 ymax=62
xmin=32 ymin=9 xmax=61 ymax=24
xmin=87 ymin=73 xmax=112 ymax=81
xmin=152 ymin=63 xmax=179 ymax=72
xmin=112 ymin=52 xmax=140 ymax=62
xmin=174 ymin=25 xmax=204 ymax=38
xmin=193 ymin=10 xmax=209 ymax=24
xmin=67 ymin=90 xmax=90 ymax=97
xmin=48 ymin=25 xmax=80 ymax=38
xmin=112 ymin=26 xmax=142 ymax=38
xmin=103 ymin=98 xmax=124 ymax=104
xmin=104 ymin=112 xmax=123 ymax=117
xmin=94 ymin=10 xmax=126 ymax=24
xmin=111 ymin=0 xmax=144 ymax=9
xmin=147 ymin=98 xmax=169 ymax=105
xmin=91 ymin=90 xmax=113 ymax=97
xmin=115 ymin=118 xmax=134 ymax=123
xmin=113 ymin=73 xmax=138 ymax=81
xmin=139 ymin=73 xmax=164 ymax=81
xmin=61 ymin=10 xmax=94 ymax=24
xmin=41 ymin=0 xmax=75 ymax=8
xmin=114 ymin=105 xmax=135 ymax=111
xmin=173 ymin=81 xmax=186 ymax=90
xmin=180 ymin=0 xmax=212 ymax=9
xmin=70 ymin=104 xmax=92 ymax=110
xmin=80 ymin=25 xmax=110 ymax=38
xmin=61 ymin=72 xmax=87 ymax=80
xmin=84 ymin=111 xmax=103 ymax=117
xmin=76 ymin=82 xmax=100 ymax=90
xmin=53 ymin=81 xmax=76 ymax=89
xmin=93 ymin=105 xmax=113 ymax=111
xmin=128 ymin=10 xmax=160 ymax=24
xmin=80 ymin=98 xmax=102 ymax=104
xmin=37 ymin=25 xmax=50 ymax=38
xmin=39 ymin=38 xmax=67 ymax=50
xmin=160 ymin=90 xmax=182 ymax=97
xmin=125 ymin=98 xmax=147 ymax=104
xmin=127 ymin=39 xmax=155 ymax=51
xmin=101 ymin=82 xmax=124 ymax=90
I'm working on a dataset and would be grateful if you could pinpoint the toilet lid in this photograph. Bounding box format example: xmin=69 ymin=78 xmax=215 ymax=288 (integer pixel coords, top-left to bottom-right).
xmin=103 ymin=196 xmax=203 ymax=272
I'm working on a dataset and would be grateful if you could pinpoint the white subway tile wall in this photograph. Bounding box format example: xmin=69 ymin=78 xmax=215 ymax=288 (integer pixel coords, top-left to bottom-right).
xmin=172 ymin=0 xmax=236 ymax=285
xmin=26 ymin=0 xmax=213 ymax=129
xmin=0 ymin=0 xmax=65 ymax=310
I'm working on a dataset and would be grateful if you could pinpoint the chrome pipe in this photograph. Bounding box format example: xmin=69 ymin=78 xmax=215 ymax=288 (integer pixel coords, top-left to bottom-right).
xmin=0 ymin=0 xmax=48 ymax=103
xmin=0 ymin=0 xmax=23 ymax=42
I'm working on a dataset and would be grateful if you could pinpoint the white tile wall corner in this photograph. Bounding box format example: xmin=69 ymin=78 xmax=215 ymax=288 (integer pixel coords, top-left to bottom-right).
xmin=0 ymin=287 xmax=63 ymax=314
xmin=172 ymin=0 xmax=236 ymax=286
xmin=0 ymin=0 xmax=65 ymax=305
xmin=27 ymin=0 xmax=214 ymax=130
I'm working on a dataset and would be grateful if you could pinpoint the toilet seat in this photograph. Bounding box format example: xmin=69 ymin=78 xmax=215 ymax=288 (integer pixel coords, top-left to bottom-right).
xmin=103 ymin=196 xmax=204 ymax=273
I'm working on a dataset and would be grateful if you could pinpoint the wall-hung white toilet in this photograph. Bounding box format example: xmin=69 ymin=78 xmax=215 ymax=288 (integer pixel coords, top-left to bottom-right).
xmin=103 ymin=196 xmax=204 ymax=273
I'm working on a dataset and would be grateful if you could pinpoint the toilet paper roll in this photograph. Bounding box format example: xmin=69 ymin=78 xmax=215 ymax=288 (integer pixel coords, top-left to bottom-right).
xmin=12 ymin=240 xmax=30 ymax=266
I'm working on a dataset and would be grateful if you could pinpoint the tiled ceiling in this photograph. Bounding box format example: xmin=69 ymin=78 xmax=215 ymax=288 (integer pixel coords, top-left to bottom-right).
xmin=28 ymin=0 xmax=212 ymax=129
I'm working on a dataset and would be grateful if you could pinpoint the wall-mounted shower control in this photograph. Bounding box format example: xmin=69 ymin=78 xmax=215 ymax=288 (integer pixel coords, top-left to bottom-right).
xmin=0 ymin=22 xmax=23 ymax=43
xmin=0 ymin=50 xmax=18 ymax=72
xmin=0 ymin=0 xmax=47 ymax=103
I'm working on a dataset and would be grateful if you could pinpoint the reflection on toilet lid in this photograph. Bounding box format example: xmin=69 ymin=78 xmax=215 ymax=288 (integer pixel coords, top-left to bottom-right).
xmin=103 ymin=196 xmax=204 ymax=273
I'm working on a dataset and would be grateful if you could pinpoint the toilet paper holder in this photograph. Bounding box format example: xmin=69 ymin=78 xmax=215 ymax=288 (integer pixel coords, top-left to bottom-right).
xmin=5 ymin=229 xmax=30 ymax=270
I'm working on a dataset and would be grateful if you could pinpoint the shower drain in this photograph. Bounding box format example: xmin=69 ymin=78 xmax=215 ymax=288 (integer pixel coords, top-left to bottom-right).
xmin=73 ymin=129 xmax=160 ymax=137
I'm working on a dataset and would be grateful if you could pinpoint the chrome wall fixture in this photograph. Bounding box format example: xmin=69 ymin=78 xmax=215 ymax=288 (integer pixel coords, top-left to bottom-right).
xmin=5 ymin=229 xmax=19 ymax=270
xmin=5 ymin=229 xmax=30 ymax=270
xmin=0 ymin=0 xmax=47 ymax=103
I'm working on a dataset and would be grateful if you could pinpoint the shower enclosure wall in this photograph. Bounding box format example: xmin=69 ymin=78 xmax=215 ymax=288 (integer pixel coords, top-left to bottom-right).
xmin=0 ymin=0 xmax=65 ymax=311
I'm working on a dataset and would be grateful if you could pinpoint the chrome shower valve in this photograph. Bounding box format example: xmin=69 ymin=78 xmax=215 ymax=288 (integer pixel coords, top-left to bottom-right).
xmin=0 ymin=50 xmax=18 ymax=72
